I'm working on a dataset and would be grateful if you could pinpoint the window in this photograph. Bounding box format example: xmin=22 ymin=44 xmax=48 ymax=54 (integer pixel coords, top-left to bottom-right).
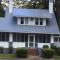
xmin=31 ymin=17 xmax=33 ymax=21
xmin=39 ymin=35 xmax=42 ymax=43
xmin=17 ymin=33 xmax=20 ymax=42
xmin=0 ymin=33 xmax=9 ymax=41
xmin=35 ymin=18 xmax=39 ymax=25
xmin=47 ymin=35 xmax=50 ymax=43
xmin=54 ymin=37 xmax=58 ymax=42
xmin=20 ymin=34 xmax=24 ymax=42
xmin=13 ymin=33 xmax=16 ymax=42
xmin=43 ymin=35 xmax=46 ymax=43
xmin=40 ymin=18 xmax=43 ymax=25
xmin=35 ymin=34 xmax=50 ymax=43
xmin=21 ymin=17 xmax=24 ymax=24
xmin=25 ymin=17 xmax=28 ymax=24
xmin=13 ymin=33 xmax=28 ymax=42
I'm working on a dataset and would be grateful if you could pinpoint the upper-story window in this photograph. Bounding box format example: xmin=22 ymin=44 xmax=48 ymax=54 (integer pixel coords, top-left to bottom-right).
xmin=35 ymin=18 xmax=44 ymax=26
xmin=40 ymin=18 xmax=43 ymax=25
xmin=17 ymin=17 xmax=46 ymax=26
xmin=31 ymin=18 xmax=33 ymax=21
xmin=21 ymin=17 xmax=24 ymax=24
xmin=35 ymin=18 xmax=39 ymax=25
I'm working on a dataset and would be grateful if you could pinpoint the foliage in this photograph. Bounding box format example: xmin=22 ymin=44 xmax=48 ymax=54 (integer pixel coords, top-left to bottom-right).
xmin=56 ymin=48 xmax=60 ymax=56
xmin=0 ymin=1 xmax=5 ymax=17
xmin=8 ymin=47 xmax=13 ymax=54
xmin=51 ymin=45 xmax=60 ymax=56
xmin=16 ymin=48 xmax=27 ymax=58
xmin=43 ymin=45 xmax=49 ymax=49
xmin=42 ymin=48 xmax=55 ymax=58
xmin=0 ymin=47 xmax=4 ymax=53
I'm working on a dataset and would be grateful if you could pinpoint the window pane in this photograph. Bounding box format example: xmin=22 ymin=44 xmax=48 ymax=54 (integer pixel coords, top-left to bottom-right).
xmin=39 ymin=34 xmax=42 ymax=43
xmin=25 ymin=34 xmax=28 ymax=42
xmin=40 ymin=18 xmax=43 ymax=25
xmin=6 ymin=33 xmax=9 ymax=41
xmin=43 ymin=34 xmax=46 ymax=43
xmin=54 ymin=37 xmax=58 ymax=42
xmin=17 ymin=33 xmax=20 ymax=42
xmin=2 ymin=33 xmax=5 ymax=41
xmin=31 ymin=17 xmax=33 ymax=21
xmin=35 ymin=18 xmax=39 ymax=25
xmin=21 ymin=17 xmax=24 ymax=24
xmin=47 ymin=35 xmax=50 ymax=43
xmin=13 ymin=33 xmax=16 ymax=42
xmin=21 ymin=34 xmax=24 ymax=42
xmin=35 ymin=34 xmax=38 ymax=43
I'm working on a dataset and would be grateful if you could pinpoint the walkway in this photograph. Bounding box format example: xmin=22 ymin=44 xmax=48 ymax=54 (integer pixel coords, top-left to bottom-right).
xmin=0 ymin=56 xmax=54 ymax=60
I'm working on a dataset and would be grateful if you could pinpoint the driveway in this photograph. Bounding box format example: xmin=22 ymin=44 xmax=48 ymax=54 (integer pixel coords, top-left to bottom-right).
xmin=0 ymin=56 xmax=54 ymax=60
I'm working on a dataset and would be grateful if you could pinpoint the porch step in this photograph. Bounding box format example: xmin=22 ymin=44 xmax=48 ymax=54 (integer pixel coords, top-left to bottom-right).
xmin=27 ymin=48 xmax=38 ymax=56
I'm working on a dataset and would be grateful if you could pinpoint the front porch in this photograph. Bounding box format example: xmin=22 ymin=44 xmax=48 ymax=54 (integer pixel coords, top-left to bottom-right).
xmin=0 ymin=32 xmax=55 ymax=48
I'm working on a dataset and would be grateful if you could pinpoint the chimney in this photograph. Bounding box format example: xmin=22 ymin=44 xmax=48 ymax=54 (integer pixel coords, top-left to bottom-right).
xmin=9 ymin=0 xmax=13 ymax=13
xmin=49 ymin=0 xmax=53 ymax=13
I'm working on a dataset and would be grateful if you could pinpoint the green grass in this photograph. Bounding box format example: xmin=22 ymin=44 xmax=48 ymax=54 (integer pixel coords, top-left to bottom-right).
xmin=0 ymin=54 xmax=16 ymax=58
xmin=54 ymin=56 xmax=60 ymax=60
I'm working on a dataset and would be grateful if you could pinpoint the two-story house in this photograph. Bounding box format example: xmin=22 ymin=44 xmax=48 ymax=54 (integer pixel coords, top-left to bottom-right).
xmin=0 ymin=0 xmax=60 ymax=53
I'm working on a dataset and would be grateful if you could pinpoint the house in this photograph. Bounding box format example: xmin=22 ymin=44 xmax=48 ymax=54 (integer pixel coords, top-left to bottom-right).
xmin=0 ymin=0 xmax=60 ymax=53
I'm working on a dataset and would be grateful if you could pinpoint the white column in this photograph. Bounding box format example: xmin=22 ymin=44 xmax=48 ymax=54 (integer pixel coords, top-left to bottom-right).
xmin=51 ymin=35 xmax=54 ymax=43
xmin=9 ymin=33 xmax=13 ymax=42
xmin=34 ymin=35 xmax=35 ymax=48
xmin=49 ymin=0 xmax=53 ymax=13
xmin=28 ymin=34 xmax=29 ymax=47
xmin=9 ymin=0 xmax=13 ymax=13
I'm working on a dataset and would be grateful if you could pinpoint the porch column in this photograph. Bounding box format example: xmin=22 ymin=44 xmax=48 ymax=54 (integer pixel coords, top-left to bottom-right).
xmin=9 ymin=33 xmax=13 ymax=42
xmin=51 ymin=35 xmax=54 ymax=43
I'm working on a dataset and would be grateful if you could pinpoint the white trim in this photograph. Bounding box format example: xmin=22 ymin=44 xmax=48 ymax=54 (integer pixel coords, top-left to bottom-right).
xmin=9 ymin=33 xmax=13 ymax=42
xmin=51 ymin=35 xmax=54 ymax=43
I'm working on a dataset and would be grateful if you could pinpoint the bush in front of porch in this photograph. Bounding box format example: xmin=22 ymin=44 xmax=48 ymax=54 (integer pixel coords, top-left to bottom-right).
xmin=16 ymin=48 xmax=28 ymax=58
xmin=51 ymin=45 xmax=60 ymax=56
xmin=42 ymin=45 xmax=55 ymax=58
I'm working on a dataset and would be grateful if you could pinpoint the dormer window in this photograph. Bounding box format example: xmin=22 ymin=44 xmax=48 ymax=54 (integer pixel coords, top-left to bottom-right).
xmin=31 ymin=18 xmax=33 ymax=21
xmin=35 ymin=18 xmax=39 ymax=25
xmin=17 ymin=17 xmax=46 ymax=26
xmin=40 ymin=18 xmax=43 ymax=25
xmin=21 ymin=17 xmax=24 ymax=24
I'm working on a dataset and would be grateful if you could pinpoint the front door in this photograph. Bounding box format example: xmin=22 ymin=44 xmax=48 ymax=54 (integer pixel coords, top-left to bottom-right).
xmin=28 ymin=35 xmax=35 ymax=48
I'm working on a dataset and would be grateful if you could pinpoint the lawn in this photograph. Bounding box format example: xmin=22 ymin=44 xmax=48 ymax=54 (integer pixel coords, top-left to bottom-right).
xmin=0 ymin=54 xmax=16 ymax=58
xmin=54 ymin=56 xmax=60 ymax=60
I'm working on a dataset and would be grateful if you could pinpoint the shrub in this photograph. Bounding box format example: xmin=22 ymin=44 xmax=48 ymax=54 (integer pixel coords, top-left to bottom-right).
xmin=42 ymin=49 xmax=54 ymax=58
xmin=0 ymin=47 xmax=4 ymax=53
xmin=43 ymin=45 xmax=49 ymax=49
xmin=16 ymin=48 xmax=27 ymax=58
xmin=8 ymin=47 xmax=13 ymax=54
xmin=51 ymin=45 xmax=57 ymax=55
xmin=56 ymin=48 xmax=60 ymax=56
